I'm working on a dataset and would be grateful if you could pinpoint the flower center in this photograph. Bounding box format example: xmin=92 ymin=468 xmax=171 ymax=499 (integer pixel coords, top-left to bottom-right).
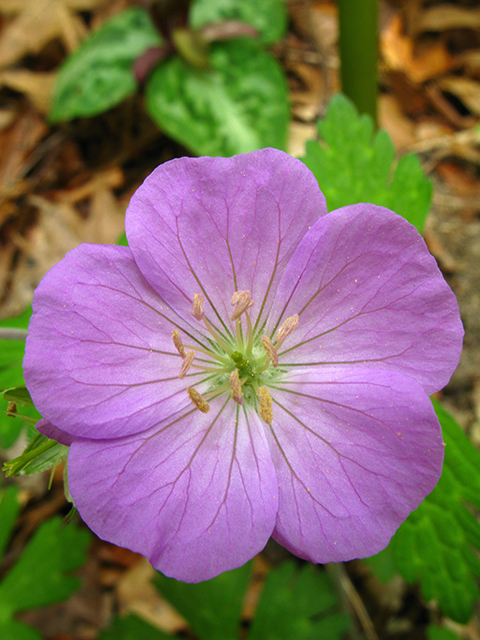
xmin=171 ymin=291 xmax=298 ymax=424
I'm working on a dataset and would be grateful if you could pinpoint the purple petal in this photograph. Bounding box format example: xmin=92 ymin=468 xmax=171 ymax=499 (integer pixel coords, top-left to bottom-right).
xmin=24 ymin=244 xmax=205 ymax=440
xmin=68 ymin=400 xmax=278 ymax=582
xmin=267 ymin=367 xmax=444 ymax=562
xmin=36 ymin=419 xmax=74 ymax=446
xmin=125 ymin=149 xmax=326 ymax=334
xmin=268 ymin=204 xmax=463 ymax=394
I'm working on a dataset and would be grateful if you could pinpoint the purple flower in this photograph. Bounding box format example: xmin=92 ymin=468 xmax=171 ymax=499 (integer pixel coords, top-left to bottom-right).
xmin=24 ymin=149 xmax=463 ymax=583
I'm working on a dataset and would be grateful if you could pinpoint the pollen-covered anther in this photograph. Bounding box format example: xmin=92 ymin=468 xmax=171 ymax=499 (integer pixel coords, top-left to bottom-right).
xmin=275 ymin=314 xmax=299 ymax=345
xmin=191 ymin=293 xmax=204 ymax=321
xmin=172 ymin=329 xmax=185 ymax=358
xmin=229 ymin=369 xmax=243 ymax=405
xmin=187 ymin=387 xmax=210 ymax=413
xmin=261 ymin=335 xmax=278 ymax=367
xmin=179 ymin=350 xmax=195 ymax=378
xmin=230 ymin=290 xmax=254 ymax=321
xmin=258 ymin=387 xmax=273 ymax=425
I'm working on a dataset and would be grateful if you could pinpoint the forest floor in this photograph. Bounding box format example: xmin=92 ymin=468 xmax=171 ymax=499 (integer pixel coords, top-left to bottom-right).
xmin=1 ymin=1 xmax=480 ymax=639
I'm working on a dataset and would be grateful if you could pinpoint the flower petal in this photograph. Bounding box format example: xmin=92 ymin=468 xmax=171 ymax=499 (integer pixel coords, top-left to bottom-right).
xmin=24 ymin=244 xmax=206 ymax=440
xmin=68 ymin=400 xmax=278 ymax=582
xmin=267 ymin=367 xmax=444 ymax=563
xmin=125 ymin=149 xmax=326 ymax=335
xmin=36 ymin=419 xmax=74 ymax=446
xmin=268 ymin=204 xmax=463 ymax=394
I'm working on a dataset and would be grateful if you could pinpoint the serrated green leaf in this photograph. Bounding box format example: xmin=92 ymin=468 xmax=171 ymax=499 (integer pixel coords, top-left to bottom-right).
xmin=301 ymin=93 xmax=432 ymax=231
xmin=0 ymin=486 xmax=21 ymax=558
xmin=2 ymin=387 xmax=33 ymax=408
xmin=145 ymin=38 xmax=289 ymax=157
xmin=0 ymin=308 xmax=40 ymax=448
xmin=154 ymin=561 xmax=252 ymax=640
xmin=248 ymin=562 xmax=350 ymax=640
xmin=389 ymin=401 xmax=480 ymax=622
xmin=97 ymin=614 xmax=173 ymax=640
xmin=0 ymin=517 xmax=90 ymax=617
xmin=0 ymin=620 xmax=42 ymax=640
xmin=50 ymin=8 xmax=162 ymax=122
xmin=190 ymin=0 xmax=287 ymax=44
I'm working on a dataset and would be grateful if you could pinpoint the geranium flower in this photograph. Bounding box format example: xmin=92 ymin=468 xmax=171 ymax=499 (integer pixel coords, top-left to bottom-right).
xmin=24 ymin=149 xmax=463 ymax=583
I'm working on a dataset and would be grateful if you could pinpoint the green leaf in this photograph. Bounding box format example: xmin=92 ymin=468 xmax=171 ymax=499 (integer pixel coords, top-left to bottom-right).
xmin=145 ymin=38 xmax=289 ymax=157
xmin=248 ymin=562 xmax=350 ymax=640
xmin=0 ymin=486 xmax=21 ymax=558
xmin=301 ymin=93 xmax=432 ymax=232
xmin=154 ymin=561 xmax=252 ymax=640
xmin=0 ymin=517 xmax=90 ymax=618
xmin=50 ymin=8 xmax=162 ymax=122
xmin=0 ymin=308 xmax=40 ymax=448
xmin=2 ymin=387 xmax=33 ymax=408
xmin=0 ymin=620 xmax=42 ymax=640
xmin=427 ymin=626 xmax=463 ymax=640
xmin=97 ymin=614 xmax=173 ymax=640
xmin=190 ymin=0 xmax=287 ymax=44
xmin=389 ymin=401 xmax=480 ymax=623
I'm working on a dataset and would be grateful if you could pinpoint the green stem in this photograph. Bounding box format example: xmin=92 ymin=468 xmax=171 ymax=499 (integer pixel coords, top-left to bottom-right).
xmin=338 ymin=0 xmax=378 ymax=124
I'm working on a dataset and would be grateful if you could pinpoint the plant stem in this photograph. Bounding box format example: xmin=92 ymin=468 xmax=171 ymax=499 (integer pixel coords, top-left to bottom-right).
xmin=337 ymin=0 xmax=378 ymax=124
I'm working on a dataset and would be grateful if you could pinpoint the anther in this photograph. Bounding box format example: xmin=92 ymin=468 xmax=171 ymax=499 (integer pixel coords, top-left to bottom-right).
xmin=261 ymin=335 xmax=278 ymax=367
xmin=231 ymin=290 xmax=254 ymax=321
xmin=191 ymin=293 xmax=204 ymax=321
xmin=229 ymin=370 xmax=243 ymax=405
xmin=187 ymin=387 xmax=210 ymax=413
xmin=258 ymin=387 xmax=273 ymax=425
xmin=179 ymin=350 xmax=195 ymax=378
xmin=275 ymin=314 xmax=299 ymax=345
xmin=172 ymin=329 xmax=186 ymax=358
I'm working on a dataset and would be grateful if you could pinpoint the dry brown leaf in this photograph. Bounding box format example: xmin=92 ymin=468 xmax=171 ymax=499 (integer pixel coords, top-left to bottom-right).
xmin=415 ymin=6 xmax=480 ymax=36
xmin=381 ymin=14 xmax=454 ymax=83
xmin=378 ymin=94 xmax=416 ymax=150
xmin=0 ymin=70 xmax=56 ymax=113
xmin=0 ymin=0 xmax=101 ymax=68
xmin=0 ymin=108 xmax=47 ymax=201
xmin=116 ymin=558 xmax=186 ymax=634
xmin=438 ymin=76 xmax=480 ymax=117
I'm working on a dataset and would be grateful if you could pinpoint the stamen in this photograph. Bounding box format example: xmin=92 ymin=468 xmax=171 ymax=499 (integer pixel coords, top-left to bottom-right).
xmin=203 ymin=317 xmax=233 ymax=355
xmin=231 ymin=290 xmax=254 ymax=321
xmin=261 ymin=335 xmax=278 ymax=367
xmin=229 ymin=370 xmax=243 ymax=405
xmin=191 ymin=293 xmax=204 ymax=321
xmin=187 ymin=387 xmax=210 ymax=413
xmin=275 ymin=314 xmax=299 ymax=345
xmin=258 ymin=387 xmax=273 ymax=424
xmin=179 ymin=350 xmax=195 ymax=378
xmin=172 ymin=329 xmax=186 ymax=358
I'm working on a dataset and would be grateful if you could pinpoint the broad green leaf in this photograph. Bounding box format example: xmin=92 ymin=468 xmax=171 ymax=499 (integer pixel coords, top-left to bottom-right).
xmin=97 ymin=614 xmax=172 ymax=640
xmin=0 ymin=517 xmax=90 ymax=617
xmin=154 ymin=561 xmax=252 ymax=640
xmin=0 ymin=486 xmax=21 ymax=558
xmin=2 ymin=387 xmax=33 ymax=408
xmin=0 ymin=620 xmax=42 ymax=640
xmin=145 ymin=38 xmax=289 ymax=157
xmin=389 ymin=401 xmax=480 ymax=623
xmin=301 ymin=93 xmax=432 ymax=231
xmin=427 ymin=626 xmax=462 ymax=640
xmin=50 ymin=8 xmax=162 ymax=122
xmin=0 ymin=308 xmax=40 ymax=448
xmin=248 ymin=562 xmax=350 ymax=640
xmin=190 ymin=0 xmax=287 ymax=44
